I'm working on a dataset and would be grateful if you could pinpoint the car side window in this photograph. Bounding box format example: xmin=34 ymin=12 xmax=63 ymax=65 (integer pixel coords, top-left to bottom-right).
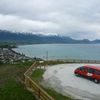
xmin=79 ymin=67 xmax=85 ymax=71
xmin=87 ymin=68 xmax=94 ymax=73
xmin=94 ymin=70 xmax=100 ymax=75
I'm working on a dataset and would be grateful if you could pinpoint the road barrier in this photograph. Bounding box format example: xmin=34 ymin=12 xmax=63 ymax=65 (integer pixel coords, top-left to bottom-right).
xmin=56 ymin=59 xmax=100 ymax=64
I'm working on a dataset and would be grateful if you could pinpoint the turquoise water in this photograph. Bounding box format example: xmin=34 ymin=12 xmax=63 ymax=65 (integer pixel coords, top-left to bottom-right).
xmin=13 ymin=44 xmax=100 ymax=60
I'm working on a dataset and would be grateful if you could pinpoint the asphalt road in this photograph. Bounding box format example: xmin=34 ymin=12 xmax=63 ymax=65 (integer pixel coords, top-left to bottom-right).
xmin=43 ymin=64 xmax=100 ymax=100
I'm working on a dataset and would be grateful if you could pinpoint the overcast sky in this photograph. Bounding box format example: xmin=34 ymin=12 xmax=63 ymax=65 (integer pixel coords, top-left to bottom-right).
xmin=0 ymin=0 xmax=100 ymax=40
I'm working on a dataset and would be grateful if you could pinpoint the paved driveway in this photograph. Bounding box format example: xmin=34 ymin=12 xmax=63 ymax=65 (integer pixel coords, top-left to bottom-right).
xmin=43 ymin=64 xmax=100 ymax=100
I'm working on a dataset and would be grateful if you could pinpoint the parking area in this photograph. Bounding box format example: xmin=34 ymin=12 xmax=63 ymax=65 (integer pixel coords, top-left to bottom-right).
xmin=43 ymin=64 xmax=100 ymax=100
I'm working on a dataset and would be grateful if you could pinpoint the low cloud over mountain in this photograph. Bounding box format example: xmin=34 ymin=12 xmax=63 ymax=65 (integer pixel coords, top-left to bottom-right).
xmin=0 ymin=30 xmax=100 ymax=44
xmin=0 ymin=0 xmax=100 ymax=40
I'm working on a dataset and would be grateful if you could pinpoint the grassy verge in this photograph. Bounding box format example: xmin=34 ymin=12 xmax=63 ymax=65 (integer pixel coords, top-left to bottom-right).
xmin=37 ymin=60 xmax=67 ymax=66
xmin=0 ymin=61 xmax=37 ymax=100
xmin=31 ymin=69 xmax=45 ymax=82
xmin=0 ymin=81 xmax=36 ymax=100
xmin=43 ymin=88 xmax=74 ymax=100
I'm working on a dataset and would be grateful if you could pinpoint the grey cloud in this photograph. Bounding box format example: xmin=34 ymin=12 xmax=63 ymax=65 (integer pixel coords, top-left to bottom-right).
xmin=0 ymin=14 xmax=59 ymax=33
xmin=0 ymin=0 xmax=100 ymax=40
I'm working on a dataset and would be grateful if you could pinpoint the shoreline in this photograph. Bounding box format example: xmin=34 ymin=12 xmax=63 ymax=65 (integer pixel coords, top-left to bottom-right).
xmin=13 ymin=44 xmax=100 ymax=61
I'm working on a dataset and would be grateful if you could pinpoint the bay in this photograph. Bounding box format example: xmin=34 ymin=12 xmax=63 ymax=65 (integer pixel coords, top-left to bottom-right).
xmin=13 ymin=44 xmax=100 ymax=60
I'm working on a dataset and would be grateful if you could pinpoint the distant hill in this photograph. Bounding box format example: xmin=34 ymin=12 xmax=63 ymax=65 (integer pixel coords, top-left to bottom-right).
xmin=91 ymin=39 xmax=100 ymax=44
xmin=0 ymin=30 xmax=99 ymax=44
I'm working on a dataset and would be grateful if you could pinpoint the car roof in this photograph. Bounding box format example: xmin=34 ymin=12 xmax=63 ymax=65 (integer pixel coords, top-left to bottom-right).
xmin=84 ymin=65 xmax=100 ymax=71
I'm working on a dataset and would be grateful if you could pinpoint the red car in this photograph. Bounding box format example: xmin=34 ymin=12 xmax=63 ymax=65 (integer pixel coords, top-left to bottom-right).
xmin=74 ymin=65 xmax=100 ymax=83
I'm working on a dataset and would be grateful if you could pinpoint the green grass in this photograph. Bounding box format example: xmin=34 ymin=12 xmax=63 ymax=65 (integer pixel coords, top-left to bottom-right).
xmin=44 ymin=88 xmax=74 ymax=100
xmin=0 ymin=81 xmax=36 ymax=100
xmin=0 ymin=61 xmax=37 ymax=100
xmin=37 ymin=60 xmax=67 ymax=66
xmin=15 ymin=61 xmax=33 ymax=68
xmin=46 ymin=60 xmax=66 ymax=65
xmin=31 ymin=69 xmax=45 ymax=82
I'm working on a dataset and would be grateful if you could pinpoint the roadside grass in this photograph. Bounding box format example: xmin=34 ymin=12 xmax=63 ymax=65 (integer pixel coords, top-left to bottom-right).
xmin=31 ymin=69 xmax=45 ymax=82
xmin=0 ymin=61 xmax=37 ymax=100
xmin=37 ymin=60 xmax=67 ymax=66
xmin=0 ymin=80 xmax=36 ymax=100
xmin=15 ymin=61 xmax=33 ymax=68
xmin=43 ymin=88 xmax=74 ymax=100
xmin=46 ymin=60 xmax=67 ymax=65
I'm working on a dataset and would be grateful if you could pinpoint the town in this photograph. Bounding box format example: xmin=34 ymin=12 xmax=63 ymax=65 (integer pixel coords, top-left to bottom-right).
xmin=0 ymin=47 xmax=33 ymax=64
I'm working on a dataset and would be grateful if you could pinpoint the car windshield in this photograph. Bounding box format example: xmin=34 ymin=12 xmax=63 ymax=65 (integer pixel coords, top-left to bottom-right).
xmin=95 ymin=70 xmax=100 ymax=75
xmin=78 ymin=67 xmax=85 ymax=70
xmin=87 ymin=68 xmax=94 ymax=73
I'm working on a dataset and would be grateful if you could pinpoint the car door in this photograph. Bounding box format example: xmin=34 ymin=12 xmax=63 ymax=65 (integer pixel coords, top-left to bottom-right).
xmin=86 ymin=68 xmax=94 ymax=77
xmin=94 ymin=70 xmax=100 ymax=80
xmin=79 ymin=67 xmax=87 ymax=76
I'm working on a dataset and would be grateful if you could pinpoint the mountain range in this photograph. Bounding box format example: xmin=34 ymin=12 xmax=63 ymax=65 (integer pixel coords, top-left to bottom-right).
xmin=0 ymin=30 xmax=100 ymax=44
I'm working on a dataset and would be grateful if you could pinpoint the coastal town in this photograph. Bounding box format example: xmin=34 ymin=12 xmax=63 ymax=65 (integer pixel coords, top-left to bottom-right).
xmin=0 ymin=45 xmax=42 ymax=64
xmin=0 ymin=47 xmax=33 ymax=64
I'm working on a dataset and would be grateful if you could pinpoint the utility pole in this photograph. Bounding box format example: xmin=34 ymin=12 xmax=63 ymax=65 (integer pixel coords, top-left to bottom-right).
xmin=46 ymin=51 xmax=48 ymax=61
xmin=45 ymin=51 xmax=48 ymax=69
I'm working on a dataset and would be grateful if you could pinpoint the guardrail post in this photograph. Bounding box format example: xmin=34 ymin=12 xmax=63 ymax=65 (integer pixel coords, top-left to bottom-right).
xmin=38 ymin=89 xmax=41 ymax=99
xmin=26 ymin=78 xmax=31 ymax=88
xmin=24 ymin=76 xmax=27 ymax=85
xmin=28 ymin=79 xmax=31 ymax=88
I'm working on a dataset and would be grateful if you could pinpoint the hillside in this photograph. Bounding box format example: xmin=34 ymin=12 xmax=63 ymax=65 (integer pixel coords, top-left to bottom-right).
xmin=0 ymin=30 xmax=99 ymax=44
xmin=0 ymin=61 xmax=37 ymax=100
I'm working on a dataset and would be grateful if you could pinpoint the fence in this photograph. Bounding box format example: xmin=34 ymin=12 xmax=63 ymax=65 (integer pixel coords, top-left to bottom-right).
xmin=56 ymin=59 xmax=100 ymax=64
xmin=24 ymin=62 xmax=55 ymax=100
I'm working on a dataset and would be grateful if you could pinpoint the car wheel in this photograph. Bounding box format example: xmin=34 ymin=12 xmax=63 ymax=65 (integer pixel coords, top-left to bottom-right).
xmin=75 ymin=72 xmax=79 ymax=76
xmin=93 ymin=79 xmax=99 ymax=83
